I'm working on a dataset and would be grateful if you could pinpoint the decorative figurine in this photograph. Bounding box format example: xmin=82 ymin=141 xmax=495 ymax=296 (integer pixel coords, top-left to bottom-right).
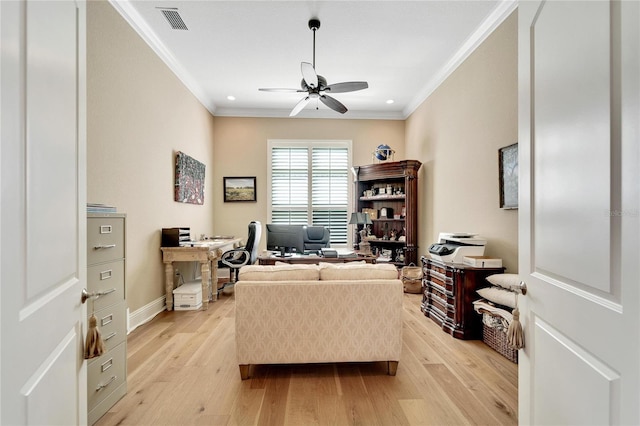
xmin=382 ymin=222 xmax=390 ymax=240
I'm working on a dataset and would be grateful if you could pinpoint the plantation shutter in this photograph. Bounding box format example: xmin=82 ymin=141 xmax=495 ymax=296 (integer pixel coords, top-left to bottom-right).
xmin=271 ymin=147 xmax=309 ymax=224
xmin=269 ymin=141 xmax=351 ymax=246
xmin=311 ymin=147 xmax=349 ymax=244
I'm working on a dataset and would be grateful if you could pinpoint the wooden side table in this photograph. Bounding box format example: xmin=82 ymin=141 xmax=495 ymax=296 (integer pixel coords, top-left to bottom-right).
xmin=161 ymin=239 xmax=241 ymax=311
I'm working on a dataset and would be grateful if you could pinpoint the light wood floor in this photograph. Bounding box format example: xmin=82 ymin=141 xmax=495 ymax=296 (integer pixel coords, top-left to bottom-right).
xmin=96 ymin=292 xmax=517 ymax=426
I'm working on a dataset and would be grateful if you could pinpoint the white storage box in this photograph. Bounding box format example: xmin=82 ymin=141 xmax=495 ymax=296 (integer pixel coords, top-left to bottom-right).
xmin=172 ymin=282 xmax=203 ymax=310
xmin=463 ymin=256 xmax=503 ymax=268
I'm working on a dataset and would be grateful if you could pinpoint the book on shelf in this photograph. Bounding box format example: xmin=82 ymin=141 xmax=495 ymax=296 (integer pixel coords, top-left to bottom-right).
xmin=86 ymin=203 xmax=116 ymax=213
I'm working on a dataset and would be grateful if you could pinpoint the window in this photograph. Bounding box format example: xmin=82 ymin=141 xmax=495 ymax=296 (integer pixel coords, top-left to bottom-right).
xmin=268 ymin=140 xmax=352 ymax=246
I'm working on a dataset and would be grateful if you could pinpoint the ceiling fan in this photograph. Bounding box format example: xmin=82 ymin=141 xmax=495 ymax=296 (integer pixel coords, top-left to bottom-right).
xmin=259 ymin=18 xmax=369 ymax=117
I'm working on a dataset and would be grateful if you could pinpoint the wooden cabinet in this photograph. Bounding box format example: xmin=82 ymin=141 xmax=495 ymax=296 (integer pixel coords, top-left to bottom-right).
xmin=421 ymin=256 xmax=505 ymax=340
xmin=352 ymin=160 xmax=421 ymax=266
xmin=87 ymin=213 xmax=127 ymax=424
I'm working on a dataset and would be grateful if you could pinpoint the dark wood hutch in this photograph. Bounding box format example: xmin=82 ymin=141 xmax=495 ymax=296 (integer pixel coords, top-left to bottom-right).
xmin=352 ymin=160 xmax=421 ymax=266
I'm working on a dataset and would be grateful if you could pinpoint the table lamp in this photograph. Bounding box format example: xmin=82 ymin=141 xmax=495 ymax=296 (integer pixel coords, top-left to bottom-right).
xmin=349 ymin=212 xmax=373 ymax=250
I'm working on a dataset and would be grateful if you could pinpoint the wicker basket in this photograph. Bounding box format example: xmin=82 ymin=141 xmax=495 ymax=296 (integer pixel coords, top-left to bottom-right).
xmin=401 ymin=264 xmax=423 ymax=294
xmin=482 ymin=322 xmax=518 ymax=363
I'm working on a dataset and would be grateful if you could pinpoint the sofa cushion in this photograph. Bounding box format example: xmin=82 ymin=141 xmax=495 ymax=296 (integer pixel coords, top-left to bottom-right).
xmin=318 ymin=262 xmax=398 ymax=280
xmin=238 ymin=264 xmax=319 ymax=281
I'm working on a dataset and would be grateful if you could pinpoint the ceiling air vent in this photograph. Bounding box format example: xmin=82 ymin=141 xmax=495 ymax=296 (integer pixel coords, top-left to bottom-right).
xmin=159 ymin=8 xmax=188 ymax=31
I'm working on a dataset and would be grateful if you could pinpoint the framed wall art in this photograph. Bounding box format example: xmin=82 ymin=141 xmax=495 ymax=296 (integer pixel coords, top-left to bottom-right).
xmin=499 ymin=143 xmax=518 ymax=209
xmin=224 ymin=177 xmax=256 ymax=202
xmin=175 ymin=151 xmax=205 ymax=205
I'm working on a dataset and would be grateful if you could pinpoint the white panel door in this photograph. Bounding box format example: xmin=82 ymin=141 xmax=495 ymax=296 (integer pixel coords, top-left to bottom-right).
xmin=518 ymin=1 xmax=639 ymax=424
xmin=1 ymin=1 xmax=87 ymax=424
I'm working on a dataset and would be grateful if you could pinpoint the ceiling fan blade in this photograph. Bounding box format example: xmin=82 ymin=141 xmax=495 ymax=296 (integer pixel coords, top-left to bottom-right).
xmin=259 ymin=88 xmax=305 ymax=93
xmin=325 ymin=81 xmax=369 ymax=93
xmin=320 ymin=94 xmax=347 ymax=114
xmin=290 ymin=96 xmax=311 ymax=117
xmin=301 ymin=62 xmax=318 ymax=89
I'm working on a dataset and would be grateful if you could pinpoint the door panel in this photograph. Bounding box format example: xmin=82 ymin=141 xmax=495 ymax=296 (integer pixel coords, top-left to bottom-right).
xmin=533 ymin=0 xmax=611 ymax=292
xmin=532 ymin=316 xmax=619 ymax=426
xmin=519 ymin=1 xmax=639 ymax=424
xmin=23 ymin=329 xmax=78 ymax=426
xmin=26 ymin=0 xmax=80 ymax=299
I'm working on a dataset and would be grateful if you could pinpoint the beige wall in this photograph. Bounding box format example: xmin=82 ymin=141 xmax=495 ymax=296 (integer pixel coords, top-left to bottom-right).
xmin=87 ymin=1 xmax=217 ymax=312
xmin=87 ymin=1 xmax=517 ymax=314
xmin=405 ymin=11 xmax=518 ymax=272
xmin=211 ymin=117 xmax=405 ymax=246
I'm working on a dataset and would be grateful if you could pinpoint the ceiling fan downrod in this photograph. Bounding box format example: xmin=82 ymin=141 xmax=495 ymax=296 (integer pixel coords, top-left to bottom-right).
xmin=309 ymin=18 xmax=320 ymax=69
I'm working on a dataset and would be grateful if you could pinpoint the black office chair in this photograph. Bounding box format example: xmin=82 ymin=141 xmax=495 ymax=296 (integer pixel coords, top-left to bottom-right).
xmin=218 ymin=221 xmax=261 ymax=296
xmin=302 ymin=226 xmax=330 ymax=252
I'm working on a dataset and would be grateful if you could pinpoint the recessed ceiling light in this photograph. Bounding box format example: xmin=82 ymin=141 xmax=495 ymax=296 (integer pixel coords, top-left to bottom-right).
xmin=386 ymin=99 xmax=395 ymax=104
xmin=227 ymin=95 xmax=236 ymax=101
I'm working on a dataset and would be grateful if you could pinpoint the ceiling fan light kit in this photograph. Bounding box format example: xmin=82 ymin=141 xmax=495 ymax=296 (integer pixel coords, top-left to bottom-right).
xmin=259 ymin=18 xmax=369 ymax=117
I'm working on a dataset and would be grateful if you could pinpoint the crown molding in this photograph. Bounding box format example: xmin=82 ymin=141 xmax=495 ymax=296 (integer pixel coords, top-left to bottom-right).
xmin=402 ymin=0 xmax=518 ymax=119
xmin=213 ymin=107 xmax=405 ymax=120
xmin=108 ymin=0 xmax=515 ymax=121
xmin=108 ymin=0 xmax=217 ymax=115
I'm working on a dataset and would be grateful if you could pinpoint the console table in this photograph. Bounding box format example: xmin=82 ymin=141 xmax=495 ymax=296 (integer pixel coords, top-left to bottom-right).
xmin=161 ymin=238 xmax=241 ymax=311
xmin=258 ymin=252 xmax=376 ymax=265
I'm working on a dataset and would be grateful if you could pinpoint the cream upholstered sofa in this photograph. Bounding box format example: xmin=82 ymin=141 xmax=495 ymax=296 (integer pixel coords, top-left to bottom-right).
xmin=235 ymin=262 xmax=403 ymax=379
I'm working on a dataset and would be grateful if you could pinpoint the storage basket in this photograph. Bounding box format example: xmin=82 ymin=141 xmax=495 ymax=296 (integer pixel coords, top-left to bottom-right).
xmin=401 ymin=263 xmax=423 ymax=294
xmin=482 ymin=322 xmax=518 ymax=363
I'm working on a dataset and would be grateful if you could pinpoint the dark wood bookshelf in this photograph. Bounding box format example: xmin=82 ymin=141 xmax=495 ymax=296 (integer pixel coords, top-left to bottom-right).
xmin=352 ymin=160 xmax=422 ymax=266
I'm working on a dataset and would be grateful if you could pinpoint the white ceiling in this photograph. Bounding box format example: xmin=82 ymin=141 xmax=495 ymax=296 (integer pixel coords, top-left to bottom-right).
xmin=112 ymin=0 xmax=516 ymax=120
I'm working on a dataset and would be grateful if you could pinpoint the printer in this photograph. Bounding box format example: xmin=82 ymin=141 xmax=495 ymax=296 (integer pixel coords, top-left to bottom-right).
xmin=428 ymin=233 xmax=487 ymax=264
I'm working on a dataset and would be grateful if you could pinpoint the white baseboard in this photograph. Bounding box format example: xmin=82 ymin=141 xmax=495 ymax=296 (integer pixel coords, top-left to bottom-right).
xmin=128 ymin=296 xmax=166 ymax=334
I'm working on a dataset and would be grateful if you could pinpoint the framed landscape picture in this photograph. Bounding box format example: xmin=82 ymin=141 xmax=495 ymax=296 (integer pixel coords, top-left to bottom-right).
xmin=499 ymin=143 xmax=518 ymax=209
xmin=224 ymin=177 xmax=256 ymax=202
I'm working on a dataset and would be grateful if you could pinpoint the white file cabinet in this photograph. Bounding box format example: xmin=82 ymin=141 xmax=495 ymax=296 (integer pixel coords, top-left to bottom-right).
xmin=87 ymin=213 xmax=127 ymax=424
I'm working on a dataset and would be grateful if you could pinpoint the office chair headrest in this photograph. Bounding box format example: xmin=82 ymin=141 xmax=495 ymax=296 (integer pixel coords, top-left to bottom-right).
xmin=306 ymin=226 xmax=327 ymax=239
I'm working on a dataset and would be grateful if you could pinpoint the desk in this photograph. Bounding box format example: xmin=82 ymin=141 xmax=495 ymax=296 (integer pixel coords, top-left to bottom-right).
xmin=161 ymin=238 xmax=241 ymax=311
xmin=258 ymin=252 xmax=376 ymax=265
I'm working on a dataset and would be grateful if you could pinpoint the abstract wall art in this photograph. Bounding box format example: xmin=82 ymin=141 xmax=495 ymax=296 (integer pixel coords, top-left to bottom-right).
xmin=175 ymin=151 xmax=205 ymax=205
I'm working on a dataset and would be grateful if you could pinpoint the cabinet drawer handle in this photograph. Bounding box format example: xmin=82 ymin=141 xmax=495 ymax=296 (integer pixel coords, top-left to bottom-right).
xmin=430 ymin=270 xmax=447 ymax=281
xmin=99 ymin=225 xmax=112 ymax=234
xmin=101 ymin=358 xmax=113 ymax=372
xmin=104 ymin=332 xmax=117 ymax=341
xmin=101 ymin=314 xmax=113 ymax=326
xmin=94 ymin=244 xmax=116 ymax=250
xmin=100 ymin=270 xmax=112 ymax=280
xmin=96 ymin=375 xmax=116 ymax=391
xmin=427 ymin=280 xmax=452 ymax=297
xmin=97 ymin=288 xmax=116 ymax=298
